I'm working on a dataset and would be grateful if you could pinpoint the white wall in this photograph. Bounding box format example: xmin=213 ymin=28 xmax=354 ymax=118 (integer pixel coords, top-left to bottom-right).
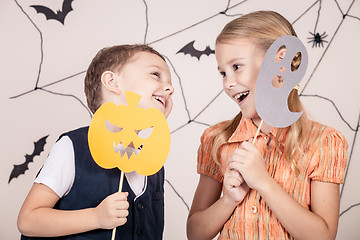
xmin=1 ymin=0 xmax=359 ymax=239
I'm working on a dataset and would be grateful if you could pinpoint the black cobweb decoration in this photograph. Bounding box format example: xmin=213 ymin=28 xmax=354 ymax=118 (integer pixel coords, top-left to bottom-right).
xmin=10 ymin=0 xmax=360 ymax=224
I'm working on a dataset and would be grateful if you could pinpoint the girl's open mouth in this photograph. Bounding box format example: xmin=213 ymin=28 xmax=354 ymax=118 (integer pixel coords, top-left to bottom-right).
xmin=233 ymin=91 xmax=249 ymax=103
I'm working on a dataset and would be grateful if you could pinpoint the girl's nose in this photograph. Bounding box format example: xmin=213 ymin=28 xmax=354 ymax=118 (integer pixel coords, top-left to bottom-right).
xmin=223 ymin=75 xmax=236 ymax=89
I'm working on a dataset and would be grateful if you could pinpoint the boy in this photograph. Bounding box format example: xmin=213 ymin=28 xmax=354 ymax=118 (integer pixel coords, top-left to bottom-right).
xmin=17 ymin=44 xmax=174 ymax=239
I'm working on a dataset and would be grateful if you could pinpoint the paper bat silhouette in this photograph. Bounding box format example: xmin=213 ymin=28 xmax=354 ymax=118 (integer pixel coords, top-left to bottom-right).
xmin=8 ymin=135 xmax=49 ymax=183
xmin=30 ymin=0 xmax=74 ymax=25
xmin=176 ymin=40 xmax=215 ymax=60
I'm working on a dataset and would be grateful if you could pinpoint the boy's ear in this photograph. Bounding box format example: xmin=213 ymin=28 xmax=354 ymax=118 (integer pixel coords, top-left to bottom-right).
xmin=101 ymin=71 xmax=121 ymax=94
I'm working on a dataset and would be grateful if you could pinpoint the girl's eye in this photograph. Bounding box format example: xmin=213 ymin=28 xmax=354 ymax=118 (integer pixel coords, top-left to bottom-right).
xmin=219 ymin=71 xmax=226 ymax=78
xmin=233 ymin=64 xmax=241 ymax=71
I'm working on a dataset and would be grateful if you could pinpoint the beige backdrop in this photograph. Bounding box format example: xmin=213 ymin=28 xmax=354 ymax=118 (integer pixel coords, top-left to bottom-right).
xmin=1 ymin=0 xmax=359 ymax=239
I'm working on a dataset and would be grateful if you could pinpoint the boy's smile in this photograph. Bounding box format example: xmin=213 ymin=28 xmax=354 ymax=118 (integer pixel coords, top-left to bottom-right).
xmin=105 ymin=51 xmax=174 ymax=118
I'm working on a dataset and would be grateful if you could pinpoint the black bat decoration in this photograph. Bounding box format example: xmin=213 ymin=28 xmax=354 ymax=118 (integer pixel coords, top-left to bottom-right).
xmin=8 ymin=135 xmax=49 ymax=183
xmin=176 ymin=40 xmax=215 ymax=60
xmin=30 ymin=0 xmax=74 ymax=25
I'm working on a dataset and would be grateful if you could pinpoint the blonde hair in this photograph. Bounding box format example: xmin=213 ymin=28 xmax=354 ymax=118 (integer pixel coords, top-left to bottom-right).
xmin=212 ymin=10 xmax=308 ymax=174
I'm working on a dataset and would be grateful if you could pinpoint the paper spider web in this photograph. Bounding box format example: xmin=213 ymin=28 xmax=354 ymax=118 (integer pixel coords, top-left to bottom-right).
xmin=2 ymin=0 xmax=360 ymax=239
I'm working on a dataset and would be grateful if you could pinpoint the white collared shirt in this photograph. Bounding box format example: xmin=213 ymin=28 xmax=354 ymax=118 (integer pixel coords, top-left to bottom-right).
xmin=35 ymin=136 xmax=146 ymax=198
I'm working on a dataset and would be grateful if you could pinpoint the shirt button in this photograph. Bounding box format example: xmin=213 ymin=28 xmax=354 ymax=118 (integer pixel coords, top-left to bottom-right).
xmin=136 ymin=202 xmax=143 ymax=211
xmin=250 ymin=205 xmax=257 ymax=214
xmin=136 ymin=227 xmax=142 ymax=236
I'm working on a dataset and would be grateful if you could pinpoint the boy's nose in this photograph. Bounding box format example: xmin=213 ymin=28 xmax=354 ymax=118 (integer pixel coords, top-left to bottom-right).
xmin=163 ymin=83 xmax=174 ymax=95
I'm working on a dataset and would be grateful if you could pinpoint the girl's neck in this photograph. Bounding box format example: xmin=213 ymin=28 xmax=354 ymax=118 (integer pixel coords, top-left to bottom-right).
xmin=252 ymin=118 xmax=273 ymax=135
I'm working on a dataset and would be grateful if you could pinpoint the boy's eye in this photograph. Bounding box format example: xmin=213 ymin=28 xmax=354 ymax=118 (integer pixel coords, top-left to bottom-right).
xmin=152 ymin=72 xmax=160 ymax=78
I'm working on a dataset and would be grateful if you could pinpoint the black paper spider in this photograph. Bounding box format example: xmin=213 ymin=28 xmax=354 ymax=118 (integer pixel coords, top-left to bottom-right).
xmin=308 ymin=31 xmax=328 ymax=48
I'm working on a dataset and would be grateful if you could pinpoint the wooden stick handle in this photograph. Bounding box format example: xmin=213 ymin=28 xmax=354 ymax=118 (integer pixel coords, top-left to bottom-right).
xmin=252 ymin=119 xmax=264 ymax=144
xmin=111 ymin=171 xmax=125 ymax=240
xmin=118 ymin=170 xmax=125 ymax=192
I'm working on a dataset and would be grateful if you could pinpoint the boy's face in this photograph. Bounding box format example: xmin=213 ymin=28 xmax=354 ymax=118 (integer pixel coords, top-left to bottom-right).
xmin=111 ymin=52 xmax=174 ymax=118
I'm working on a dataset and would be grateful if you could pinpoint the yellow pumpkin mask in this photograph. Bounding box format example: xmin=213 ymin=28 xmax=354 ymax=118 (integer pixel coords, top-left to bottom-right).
xmin=88 ymin=91 xmax=171 ymax=176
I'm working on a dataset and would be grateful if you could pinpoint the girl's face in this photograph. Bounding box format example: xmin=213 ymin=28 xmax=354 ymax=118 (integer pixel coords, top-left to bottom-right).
xmin=215 ymin=38 xmax=266 ymax=120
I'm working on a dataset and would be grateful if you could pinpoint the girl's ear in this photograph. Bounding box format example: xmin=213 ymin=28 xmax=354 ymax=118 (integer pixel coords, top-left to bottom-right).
xmin=275 ymin=48 xmax=286 ymax=63
xmin=101 ymin=71 xmax=121 ymax=94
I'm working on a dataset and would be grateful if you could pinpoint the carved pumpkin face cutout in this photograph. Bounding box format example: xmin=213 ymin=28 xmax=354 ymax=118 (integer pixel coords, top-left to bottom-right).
xmin=88 ymin=91 xmax=171 ymax=176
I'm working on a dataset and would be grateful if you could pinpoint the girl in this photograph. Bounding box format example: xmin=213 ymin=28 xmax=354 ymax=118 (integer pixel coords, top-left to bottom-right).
xmin=187 ymin=11 xmax=348 ymax=240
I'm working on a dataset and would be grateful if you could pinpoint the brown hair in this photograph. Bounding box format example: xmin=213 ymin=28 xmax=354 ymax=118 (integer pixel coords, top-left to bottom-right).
xmin=84 ymin=44 xmax=166 ymax=113
xmin=212 ymin=10 xmax=308 ymax=174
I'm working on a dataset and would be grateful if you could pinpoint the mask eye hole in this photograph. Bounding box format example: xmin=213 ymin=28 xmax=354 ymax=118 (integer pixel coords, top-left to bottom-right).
xmin=105 ymin=119 xmax=123 ymax=133
xmin=136 ymin=127 xmax=153 ymax=139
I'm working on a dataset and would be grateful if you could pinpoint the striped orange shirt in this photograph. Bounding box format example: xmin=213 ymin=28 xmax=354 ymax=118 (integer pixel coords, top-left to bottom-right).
xmin=197 ymin=116 xmax=348 ymax=240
